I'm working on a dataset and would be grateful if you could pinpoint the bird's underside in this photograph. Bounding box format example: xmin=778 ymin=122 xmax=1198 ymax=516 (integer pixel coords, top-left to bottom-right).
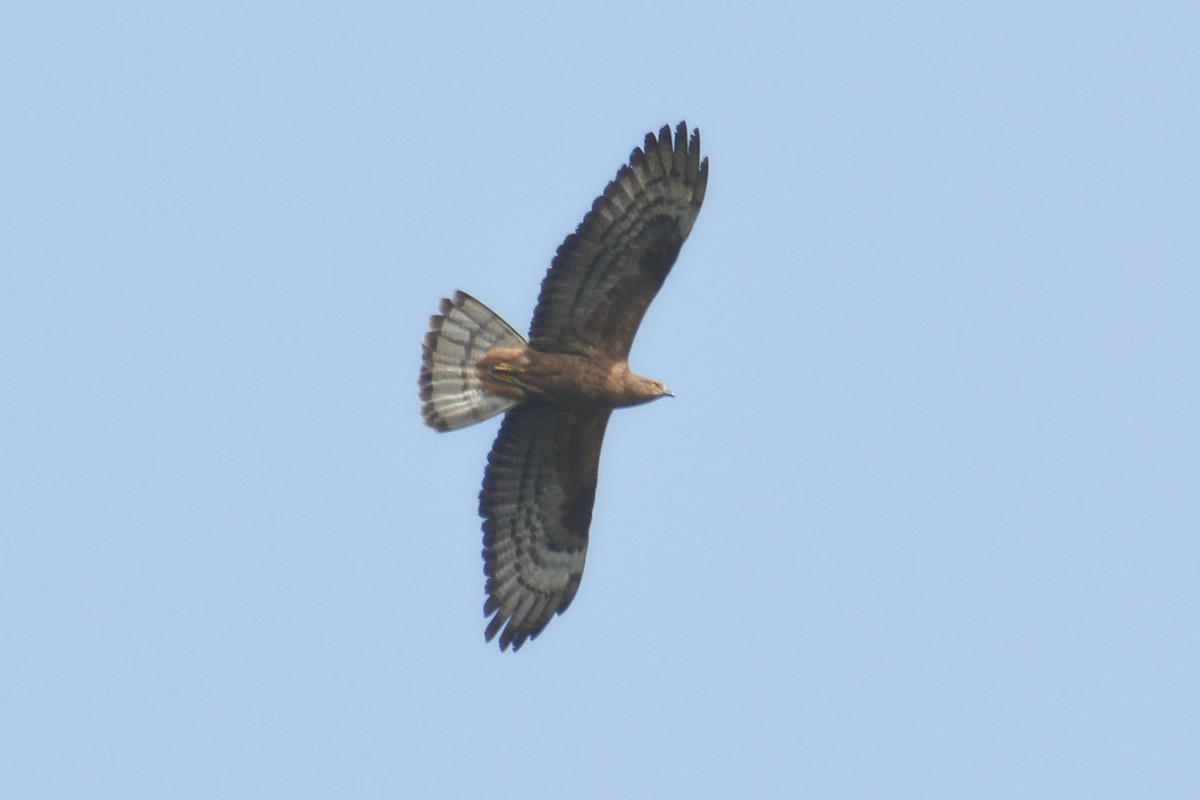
xmin=475 ymin=347 xmax=669 ymax=408
xmin=419 ymin=122 xmax=708 ymax=650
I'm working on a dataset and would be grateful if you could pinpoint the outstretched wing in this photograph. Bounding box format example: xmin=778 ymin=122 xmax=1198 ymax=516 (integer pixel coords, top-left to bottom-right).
xmin=528 ymin=122 xmax=708 ymax=359
xmin=479 ymin=402 xmax=612 ymax=651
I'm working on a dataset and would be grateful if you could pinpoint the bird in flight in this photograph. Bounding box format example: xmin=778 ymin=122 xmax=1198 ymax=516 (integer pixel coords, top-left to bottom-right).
xmin=419 ymin=122 xmax=708 ymax=651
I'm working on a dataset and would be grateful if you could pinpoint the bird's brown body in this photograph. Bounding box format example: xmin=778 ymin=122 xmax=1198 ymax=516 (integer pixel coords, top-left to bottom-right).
xmin=476 ymin=347 xmax=669 ymax=408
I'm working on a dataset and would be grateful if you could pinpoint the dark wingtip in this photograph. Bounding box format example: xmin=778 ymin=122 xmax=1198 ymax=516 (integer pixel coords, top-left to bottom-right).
xmin=484 ymin=611 xmax=528 ymax=653
xmin=484 ymin=612 xmax=505 ymax=647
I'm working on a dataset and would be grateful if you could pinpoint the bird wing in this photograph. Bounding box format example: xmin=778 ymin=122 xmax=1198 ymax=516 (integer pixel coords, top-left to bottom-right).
xmin=528 ymin=122 xmax=708 ymax=360
xmin=479 ymin=402 xmax=612 ymax=651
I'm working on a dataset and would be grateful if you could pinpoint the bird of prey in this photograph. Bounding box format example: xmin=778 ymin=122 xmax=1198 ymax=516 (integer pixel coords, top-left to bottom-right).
xmin=419 ymin=122 xmax=708 ymax=651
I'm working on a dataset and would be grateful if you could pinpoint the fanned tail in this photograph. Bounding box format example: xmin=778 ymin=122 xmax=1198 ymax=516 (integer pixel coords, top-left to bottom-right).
xmin=420 ymin=291 xmax=526 ymax=432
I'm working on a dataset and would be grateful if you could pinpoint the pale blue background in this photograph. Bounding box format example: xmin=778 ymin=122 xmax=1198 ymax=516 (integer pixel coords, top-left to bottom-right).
xmin=2 ymin=2 xmax=1197 ymax=797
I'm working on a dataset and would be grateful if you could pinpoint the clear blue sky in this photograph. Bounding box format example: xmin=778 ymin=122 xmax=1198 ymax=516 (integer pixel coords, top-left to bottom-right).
xmin=3 ymin=2 xmax=1197 ymax=797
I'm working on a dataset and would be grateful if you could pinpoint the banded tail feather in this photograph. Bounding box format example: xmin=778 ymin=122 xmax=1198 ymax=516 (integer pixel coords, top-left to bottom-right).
xmin=420 ymin=291 xmax=526 ymax=432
